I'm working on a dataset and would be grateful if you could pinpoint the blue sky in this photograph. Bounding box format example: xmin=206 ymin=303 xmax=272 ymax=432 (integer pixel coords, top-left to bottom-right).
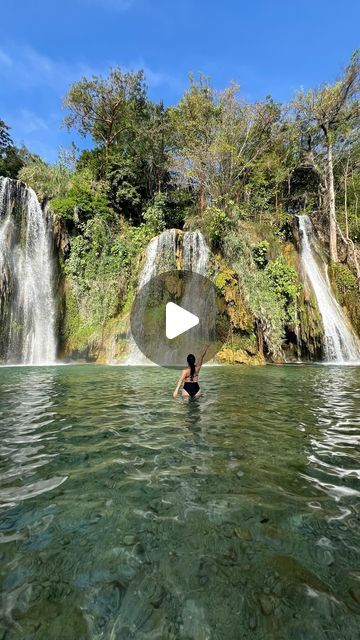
xmin=0 ymin=0 xmax=359 ymax=162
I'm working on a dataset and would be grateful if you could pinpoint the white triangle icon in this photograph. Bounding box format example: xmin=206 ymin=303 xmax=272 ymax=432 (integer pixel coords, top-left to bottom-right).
xmin=166 ymin=302 xmax=199 ymax=340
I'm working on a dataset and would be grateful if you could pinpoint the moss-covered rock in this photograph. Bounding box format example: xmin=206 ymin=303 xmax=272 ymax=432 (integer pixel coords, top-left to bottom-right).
xmin=214 ymin=265 xmax=254 ymax=332
xmin=216 ymin=346 xmax=265 ymax=365
xmin=329 ymin=262 xmax=360 ymax=336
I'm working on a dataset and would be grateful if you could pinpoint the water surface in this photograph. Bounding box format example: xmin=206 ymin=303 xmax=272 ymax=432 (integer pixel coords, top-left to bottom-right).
xmin=1 ymin=365 xmax=360 ymax=639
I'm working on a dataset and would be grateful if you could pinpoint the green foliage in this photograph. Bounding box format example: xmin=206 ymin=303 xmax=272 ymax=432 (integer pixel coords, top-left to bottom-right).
xmin=64 ymin=216 xmax=124 ymax=326
xmin=18 ymin=150 xmax=74 ymax=200
xmin=143 ymin=193 xmax=166 ymax=234
xmin=163 ymin=188 xmax=193 ymax=229
xmin=0 ymin=118 xmax=24 ymax=178
xmin=63 ymin=67 xmax=147 ymax=150
xmin=64 ymin=214 xmax=152 ymax=336
xmin=223 ymin=231 xmax=286 ymax=357
xmin=107 ymin=155 xmax=141 ymax=219
xmin=329 ymin=262 xmax=360 ymax=334
xmin=0 ymin=147 xmax=24 ymax=180
xmin=0 ymin=118 xmax=12 ymax=150
xmin=52 ymin=170 xmax=111 ymax=223
xmin=329 ymin=262 xmax=357 ymax=296
xmin=252 ymin=241 xmax=269 ymax=268
xmin=7 ymin=55 xmax=360 ymax=359
xmin=110 ymin=224 xmax=152 ymax=276
xmin=202 ymin=205 xmax=228 ymax=247
xmin=169 ymin=74 xmax=220 ymax=211
xmin=264 ymin=258 xmax=302 ymax=322
xmin=62 ymin=287 xmax=96 ymax=352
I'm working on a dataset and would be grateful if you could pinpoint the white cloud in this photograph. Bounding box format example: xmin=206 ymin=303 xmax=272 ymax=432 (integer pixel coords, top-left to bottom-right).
xmin=16 ymin=109 xmax=50 ymax=134
xmin=0 ymin=42 xmax=181 ymax=161
xmin=3 ymin=106 xmax=74 ymax=162
xmin=0 ymin=48 xmax=13 ymax=67
xmin=0 ymin=43 xmax=180 ymax=95
xmin=0 ymin=44 xmax=103 ymax=93
xmin=120 ymin=58 xmax=183 ymax=93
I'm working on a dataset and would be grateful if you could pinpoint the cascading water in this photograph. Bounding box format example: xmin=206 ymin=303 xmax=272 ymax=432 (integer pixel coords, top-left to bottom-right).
xmin=123 ymin=229 xmax=178 ymax=364
xmin=183 ymin=230 xmax=209 ymax=275
xmin=181 ymin=230 xmax=213 ymax=355
xmin=297 ymin=215 xmax=360 ymax=363
xmin=119 ymin=229 xmax=211 ymax=365
xmin=0 ymin=177 xmax=57 ymax=365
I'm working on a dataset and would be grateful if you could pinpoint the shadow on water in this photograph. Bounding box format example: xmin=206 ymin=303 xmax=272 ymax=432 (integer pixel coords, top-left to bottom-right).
xmin=183 ymin=396 xmax=202 ymax=432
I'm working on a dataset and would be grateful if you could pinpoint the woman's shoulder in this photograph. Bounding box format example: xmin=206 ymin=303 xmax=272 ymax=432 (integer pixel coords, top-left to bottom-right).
xmin=183 ymin=367 xmax=190 ymax=375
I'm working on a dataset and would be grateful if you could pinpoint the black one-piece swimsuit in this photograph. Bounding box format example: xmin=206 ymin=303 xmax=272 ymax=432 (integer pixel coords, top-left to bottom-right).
xmin=183 ymin=377 xmax=200 ymax=397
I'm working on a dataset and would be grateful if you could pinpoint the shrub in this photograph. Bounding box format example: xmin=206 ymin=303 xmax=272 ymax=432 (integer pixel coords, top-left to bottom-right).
xmin=252 ymin=240 xmax=269 ymax=268
xmin=52 ymin=170 xmax=112 ymax=223
xmin=143 ymin=193 xmax=166 ymax=234
xmin=264 ymin=258 xmax=301 ymax=322
xmin=18 ymin=150 xmax=73 ymax=200
xmin=329 ymin=262 xmax=357 ymax=297
xmin=203 ymin=205 xmax=228 ymax=247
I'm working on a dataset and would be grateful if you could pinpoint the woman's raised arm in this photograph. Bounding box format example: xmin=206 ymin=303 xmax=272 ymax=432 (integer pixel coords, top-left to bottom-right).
xmin=197 ymin=344 xmax=209 ymax=371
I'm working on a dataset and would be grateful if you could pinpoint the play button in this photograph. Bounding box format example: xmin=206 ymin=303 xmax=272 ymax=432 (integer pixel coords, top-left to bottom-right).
xmin=129 ymin=270 xmax=228 ymax=367
xmin=166 ymin=303 xmax=199 ymax=339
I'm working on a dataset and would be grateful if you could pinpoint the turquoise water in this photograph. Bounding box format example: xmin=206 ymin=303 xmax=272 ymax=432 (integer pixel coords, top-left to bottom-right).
xmin=1 ymin=364 xmax=360 ymax=639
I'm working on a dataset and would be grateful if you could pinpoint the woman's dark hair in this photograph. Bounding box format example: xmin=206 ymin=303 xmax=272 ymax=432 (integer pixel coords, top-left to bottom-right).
xmin=187 ymin=354 xmax=196 ymax=379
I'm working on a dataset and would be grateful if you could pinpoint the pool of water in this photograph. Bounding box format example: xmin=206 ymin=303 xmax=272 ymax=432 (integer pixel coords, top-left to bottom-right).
xmin=1 ymin=364 xmax=360 ymax=639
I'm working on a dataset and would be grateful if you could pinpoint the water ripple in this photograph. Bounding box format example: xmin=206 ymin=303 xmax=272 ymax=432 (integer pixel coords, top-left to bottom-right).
xmin=0 ymin=364 xmax=360 ymax=638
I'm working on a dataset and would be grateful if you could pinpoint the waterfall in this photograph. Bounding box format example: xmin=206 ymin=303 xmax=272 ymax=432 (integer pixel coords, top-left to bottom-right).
xmin=0 ymin=177 xmax=57 ymax=365
xmin=120 ymin=229 xmax=177 ymax=364
xmin=118 ymin=229 xmax=210 ymax=365
xmin=183 ymin=230 xmax=209 ymax=274
xmin=297 ymin=215 xmax=360 ymax=363
xmin=139 ymin=228 xmax=177 ymax=288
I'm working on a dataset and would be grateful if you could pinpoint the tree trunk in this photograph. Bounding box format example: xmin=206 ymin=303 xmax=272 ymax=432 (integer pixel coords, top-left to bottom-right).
xmin=275 ymin=188 xmax=279 ymax=222
xmin=199 ymin=172 xmax=206 ymax=214
xmin=327 ymin=140 xmax=338 ymax=262
xmin=351 ymin=168 xmax=358 ymax=224
xmin=344 ymin=156 xmax=349 ymax=239
xmin=104 ymin=142 xmax=109 ymax=174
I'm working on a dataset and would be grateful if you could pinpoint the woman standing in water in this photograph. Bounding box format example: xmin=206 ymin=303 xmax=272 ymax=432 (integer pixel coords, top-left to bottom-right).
xmin=172 ymin=345 xmax=209 ymax=399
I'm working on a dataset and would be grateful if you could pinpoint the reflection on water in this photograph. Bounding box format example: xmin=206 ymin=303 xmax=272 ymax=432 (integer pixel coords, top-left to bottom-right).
xmin=301 ymin=367 xmax=360 ymax=526
xmin=0 ymin=369 xmax=67 ymax=510
xmin=184 ymin=397 xmax=202 ymax=429
xmin=1 ymin=364 xmax=360 ymax=639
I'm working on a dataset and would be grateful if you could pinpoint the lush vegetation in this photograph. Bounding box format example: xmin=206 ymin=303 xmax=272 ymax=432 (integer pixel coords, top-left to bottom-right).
xmin=1 ymin=51 xmax=359 ymax=359
xmin=0 ymin=119 xmax=27 ymax=178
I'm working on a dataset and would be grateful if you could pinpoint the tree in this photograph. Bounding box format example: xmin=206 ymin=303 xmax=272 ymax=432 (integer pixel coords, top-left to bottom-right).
xmin=63 ymin=67 xmax=147 ymax=169
xmin=169 ymin=74 xmax=220 ymax=214
xmin=293 ymin=50 xmax=360 ymax=261
xmin=211 ymin=87 xmax=282 ymax=211
xmin=139 ymin=101 xmax=172 ymax=198
xmin=107 ymin=101 xmax=173 ymax=221
xmin=0 ymin=119 xmax=12 ymax=151
xmin=0 ymin=118 xmax=24 ymax=179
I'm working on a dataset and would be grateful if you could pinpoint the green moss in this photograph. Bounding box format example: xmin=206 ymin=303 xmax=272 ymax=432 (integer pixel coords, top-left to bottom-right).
xmin=214 ymin=264 xmax=254 ymax=332
xmin=329 ymin=262 xmax=357 ymax=295
xmin=61 ymin=286 xmax=99 ymax=355
xmin=329 ymin=262 xmax=360 ymax=335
